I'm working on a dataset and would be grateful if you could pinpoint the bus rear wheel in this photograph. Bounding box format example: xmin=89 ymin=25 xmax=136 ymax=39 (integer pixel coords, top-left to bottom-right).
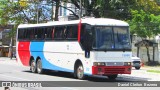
xmin=76 ymin=64 xmax=85 ymax=80
xmin=36 ymin=59 xmax=43 ymax=74
xmin=107 ymin=74 xmax=118 ymax=80
xmin=30 ymin=60 xmax=37 ymax=73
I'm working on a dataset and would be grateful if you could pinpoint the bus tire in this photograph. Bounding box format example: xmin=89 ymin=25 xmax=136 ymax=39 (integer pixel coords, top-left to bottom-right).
xmin=76 ymin=64 xmax=85 ymax=80
xmin=36 ymin=59 xmax=43 ymax=74
xmin=30 ymin=60 xmax=37 ymax=73
xmin=107 ymin=74 xmax=118 ymax=80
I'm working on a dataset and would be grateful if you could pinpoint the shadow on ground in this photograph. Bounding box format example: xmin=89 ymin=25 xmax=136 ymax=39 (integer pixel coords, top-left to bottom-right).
xmin=23 ymin=70 xmax=149 ymax=82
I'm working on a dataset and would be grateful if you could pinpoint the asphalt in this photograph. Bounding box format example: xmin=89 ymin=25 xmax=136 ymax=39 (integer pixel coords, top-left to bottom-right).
xmin=0 ymin=57 xmax=160 ymax=72
xmin=0 ymin=57 xmax=160 ymax=90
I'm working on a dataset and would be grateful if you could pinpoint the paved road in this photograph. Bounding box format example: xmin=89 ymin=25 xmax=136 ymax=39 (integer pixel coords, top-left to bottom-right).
xmin=0 ymin=57 xmax=160 ymax=90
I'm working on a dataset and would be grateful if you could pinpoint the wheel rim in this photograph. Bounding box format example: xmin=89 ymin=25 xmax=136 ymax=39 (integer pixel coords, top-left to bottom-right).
xmin=37 ymin=60 xmax=42 ymax=73
xmin=31 ymin=61 xmax=36 ymax=72
xmin=77 ymin=65 xmax=84 ymax=79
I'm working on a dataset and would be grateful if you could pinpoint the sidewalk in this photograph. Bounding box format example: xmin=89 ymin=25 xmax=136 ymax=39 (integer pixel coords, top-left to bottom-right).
xmin=142 ymin=65 xmax=160 ymax=71
xmin=0 ymin=57 xmax=19 ymax=66
xmin=0 ymin=57 xmax=16 ymax=60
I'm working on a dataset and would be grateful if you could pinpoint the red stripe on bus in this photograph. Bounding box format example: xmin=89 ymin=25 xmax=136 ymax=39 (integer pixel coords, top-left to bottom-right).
xmin=78 ymin=19 xmax=82 ymax=42
xmin=18 ymin=42 xmax=31 ymax=66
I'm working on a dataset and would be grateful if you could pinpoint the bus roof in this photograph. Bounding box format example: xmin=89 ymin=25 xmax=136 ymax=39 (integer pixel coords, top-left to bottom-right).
xmin=18 ymin=18 xmax=129 ymax=28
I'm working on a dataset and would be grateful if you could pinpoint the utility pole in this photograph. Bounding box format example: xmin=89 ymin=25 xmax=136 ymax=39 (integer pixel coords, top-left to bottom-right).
xmin=9 ymin=24 xmax=14 ymax=59
xmin=51 ymin=0 xmax=54 ymax=21
xmin=9 ymin=36 xmax=13 ymax=59
xmin=36 ymin=0 xmax=39 ymax=23
xmin=79 ymin=0 xmax=82 ymax=19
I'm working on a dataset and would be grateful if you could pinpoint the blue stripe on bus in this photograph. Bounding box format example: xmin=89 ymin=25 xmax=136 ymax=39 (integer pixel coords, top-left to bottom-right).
xmin=30 ymin=42 xmax=73 ymax=72
xmin=84 ymin=72 xmax=92 ymax=75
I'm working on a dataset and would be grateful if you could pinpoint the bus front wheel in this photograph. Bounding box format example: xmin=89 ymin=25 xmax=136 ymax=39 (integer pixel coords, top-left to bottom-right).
xmin=36 ymin=59 xmax=43 ymax=74
xmin=107 ymin=74 xmax=118 ymax=80
xmin=30 ymin=60 xmax=37 ymax=73
xmin=76 ymin=64 xmax=85 ymax=80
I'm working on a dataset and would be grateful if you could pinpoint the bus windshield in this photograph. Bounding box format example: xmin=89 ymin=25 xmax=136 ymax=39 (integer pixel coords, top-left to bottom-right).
xmin=92 ymin=26 xmax=131 ymax=51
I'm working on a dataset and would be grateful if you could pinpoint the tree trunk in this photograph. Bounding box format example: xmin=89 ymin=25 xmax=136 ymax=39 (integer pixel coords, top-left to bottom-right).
xmin=146 ymin=46 xmax=151 ymax=62
xmin=54 ymin=0 xmax=60 ymax=21
xmin=137 ymin=47 xmax=139 ymax=57
xmin=153 ymin=47 xmax=155 ymax=62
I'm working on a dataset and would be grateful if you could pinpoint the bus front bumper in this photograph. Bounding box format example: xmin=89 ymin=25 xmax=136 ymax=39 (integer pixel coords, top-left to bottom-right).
xmin=92 ymin=66 xmax=131 ymax=75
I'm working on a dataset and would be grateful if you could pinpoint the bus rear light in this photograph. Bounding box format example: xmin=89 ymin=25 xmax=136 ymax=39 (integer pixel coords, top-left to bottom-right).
xmin=93 ymin=62 xmax=105 ymax=66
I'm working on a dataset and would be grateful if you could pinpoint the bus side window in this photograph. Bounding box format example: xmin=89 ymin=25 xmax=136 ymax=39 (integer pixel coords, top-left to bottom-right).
xmin=24 ymin=29 xmax=30 ymax=40
xmin=18 ymin=29 xmax=24 ymax=40
xmin=66 ymin=25 xmax=78 ymax=39
xmin=54 ymin=26 xmax=64 ymax=39
xmin=30 ymin=28 xmax=34 ymax=40
xmin=72 ymin=25 xmax=78 ymax=39
xmin=44 ymin=28 xmax=47 ymax=39
xmin=66 ymin=26 xmax=72 ymax=39
xmin=80 ymin=24 xmax=93 ymax=58
xmin=34 ymin=28 xmax=38 ymax=39
xmin=34 ymin=27 xmax=44 ymax=40
xmin=44 ymin=27 xmax=52 ymax=40
xmin=80 ymin=25 xmax=85 ymax=46
xmin=52 ymin=27 xmax=55 ymax=40
xmin=54 ymin=27 xmax=59 ymax=39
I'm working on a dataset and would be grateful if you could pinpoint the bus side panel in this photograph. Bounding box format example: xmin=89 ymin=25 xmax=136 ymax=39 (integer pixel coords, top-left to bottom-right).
xmin=30 ymin=41 xmax=73 ymax=72
xmin=18 ymin=41 xmax=31 ymax=66
xmin=43 ymin=42 xmax=93 ymax=75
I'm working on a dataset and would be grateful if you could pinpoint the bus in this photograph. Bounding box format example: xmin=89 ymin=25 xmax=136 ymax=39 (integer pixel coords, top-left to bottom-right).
xmin=16 ymin=18 xmax=132 ymax=80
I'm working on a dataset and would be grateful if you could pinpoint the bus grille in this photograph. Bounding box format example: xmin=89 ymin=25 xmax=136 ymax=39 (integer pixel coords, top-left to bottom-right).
xmin=104 ymin=68 xmax=125 ymax=74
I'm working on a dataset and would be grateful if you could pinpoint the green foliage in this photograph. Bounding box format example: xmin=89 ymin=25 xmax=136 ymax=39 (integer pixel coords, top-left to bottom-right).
xmin=0 ymin=0 xmax=160 ymax=38
xmin=69 ymin=0 xmax=137 ymax=20
xmin=135 ymin=0 xmax=160 ymax=15
xmin=0 ymin=0 xmax=52 ymax=25
xmin=0 ymin=0 xmax=52 ymax=37
xmin=128 ymin=10 xmax=160 ymax=38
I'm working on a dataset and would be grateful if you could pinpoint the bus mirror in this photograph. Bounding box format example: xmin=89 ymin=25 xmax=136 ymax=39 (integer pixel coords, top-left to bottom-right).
xmin=85 ymin=50 xmax=90 ymax=58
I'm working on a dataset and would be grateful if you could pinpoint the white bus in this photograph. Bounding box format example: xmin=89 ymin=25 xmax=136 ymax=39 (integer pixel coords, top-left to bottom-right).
xmin=16 ymin=18 xmax=132 ymax=80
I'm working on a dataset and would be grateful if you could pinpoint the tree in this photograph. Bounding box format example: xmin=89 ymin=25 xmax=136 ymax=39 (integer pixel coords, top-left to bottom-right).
xmin=128 ymin=10 xmax=160 ymax=62
xmin=68 ymin=0 xmax=137 ymax=20
xmin=134 ymin=0 xmax=160 ymax=15
xmin=0 ymin=0 xmax=52 ymax=24
xmin=0 ymin=0 xmax=53 ymax=58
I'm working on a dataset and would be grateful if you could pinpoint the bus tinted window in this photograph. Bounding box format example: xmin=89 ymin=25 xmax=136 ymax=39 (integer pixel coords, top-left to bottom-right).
xmin=25 ymin=29 xmax=30 ymax=40
xmin=54 ymin=26 xmax=65 ymax=39
xmin=18 ymin=29 xmax=25 ymax=40
xmin=44 ymin=27 xmax=55 ymax=40
xmin=18 ymin=25 xmax=78 ymax=41
xmin=34 ymin=27 xmax=44 ymax=40
xmin=18 ymin=28 xmax=30 ymax=40
xmin=66 ymin=25 xmax=78 ymax=40
xmin=30 ymin=28 xmax=34 ymax=40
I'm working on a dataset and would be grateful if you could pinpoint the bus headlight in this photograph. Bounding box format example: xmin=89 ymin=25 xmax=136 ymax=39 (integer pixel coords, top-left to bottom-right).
xmin=124 ymin=62 xmax=131 ymax=66
xmin=93 ymin=62 xmax=105 ymax=66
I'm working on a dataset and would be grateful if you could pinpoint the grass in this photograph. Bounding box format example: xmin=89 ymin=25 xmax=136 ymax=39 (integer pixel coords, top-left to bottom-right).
xmin=147 ymin=70 xmax=160 ymax=74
